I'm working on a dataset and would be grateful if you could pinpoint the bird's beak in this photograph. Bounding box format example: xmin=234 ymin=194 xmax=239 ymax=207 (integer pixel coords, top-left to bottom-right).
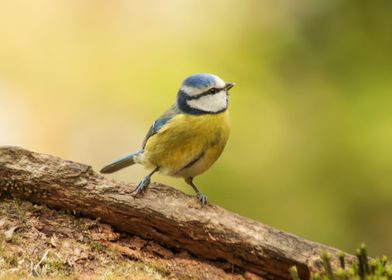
xmin=225 ymin=82 xmax=235 ymax=91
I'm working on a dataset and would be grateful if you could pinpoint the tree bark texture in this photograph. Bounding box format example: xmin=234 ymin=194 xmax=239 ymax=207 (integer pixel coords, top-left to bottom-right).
xmin=0 ymin=146 xmax=350 ymax=279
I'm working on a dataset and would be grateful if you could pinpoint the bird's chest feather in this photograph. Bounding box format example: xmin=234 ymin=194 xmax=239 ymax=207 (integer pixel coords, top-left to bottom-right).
xmin=143 ymin=111 xmax=230 ymax=176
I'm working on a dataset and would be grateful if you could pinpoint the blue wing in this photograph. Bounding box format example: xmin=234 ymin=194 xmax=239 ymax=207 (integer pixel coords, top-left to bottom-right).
xmin=142 ymin=103 xmax=181 ymax=148
xmin=100 ymin=104 xmax=180 ymax=174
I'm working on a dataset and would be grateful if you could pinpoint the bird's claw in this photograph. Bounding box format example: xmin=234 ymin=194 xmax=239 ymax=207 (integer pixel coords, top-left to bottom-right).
xmin=196 ymin=192 xmax=208 ymax=206
xmin=132 ymin=176 xmax=151 ymax=195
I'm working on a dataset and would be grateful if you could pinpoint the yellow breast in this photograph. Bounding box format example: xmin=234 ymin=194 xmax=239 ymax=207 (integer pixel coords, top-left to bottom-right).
xmin=142 ymin=111 xmax=230 ymax=178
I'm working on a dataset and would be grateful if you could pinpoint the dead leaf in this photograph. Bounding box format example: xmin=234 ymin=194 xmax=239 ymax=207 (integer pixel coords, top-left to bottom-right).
xmin=128 ymin=236 xmax=147 ymax=251
xmin=146 ymin=241 xmax=174 ymax=259
xmin=101 ymin=241 xmax=142 ymax=260
xmin=177 ymin=250 xmax=191 ymax=259
xmin=90 ymin=224 xmax=119 ymax=241
xmin=50 ymin=234 xmax=59 ymax=247
xmin=5 ymin=226 xmax=18 ymax=241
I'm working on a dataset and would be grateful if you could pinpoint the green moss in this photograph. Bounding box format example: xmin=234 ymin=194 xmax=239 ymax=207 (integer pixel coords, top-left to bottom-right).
xmin=93 ymin=261 xmax=168 ymax=280
xmin=9 ymin=233 xmax=22 ymax=245
xmin=0 ymin=271 xmax=29 ymax=280
xmin=149 ymin=263 xmax=173 ymax=277
xmin=0 ymin=233 xmax=4 ymax=255
xmin=291 ymin=244 xmax=392 ymax=280
xmin=43 ymin=256 xmax=69 ymax=275
xmin=12 ymin=198 xmax=26 ymax=220
xmin=89 ymin=240 xmax=106 ymax=253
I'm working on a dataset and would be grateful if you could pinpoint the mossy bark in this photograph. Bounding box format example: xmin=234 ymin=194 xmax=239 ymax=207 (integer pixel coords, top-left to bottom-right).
xmin=0 ymin=146 xmax=354 ymax=279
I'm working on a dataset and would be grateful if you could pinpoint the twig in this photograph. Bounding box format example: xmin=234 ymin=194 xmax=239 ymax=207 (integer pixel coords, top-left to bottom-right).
xmin=30 ymin=249 xmax=49 ymax=277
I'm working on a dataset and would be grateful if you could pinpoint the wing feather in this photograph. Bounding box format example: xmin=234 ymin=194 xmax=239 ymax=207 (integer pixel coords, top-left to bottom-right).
xmin=142 ymin=104 xmax=181 ymax=148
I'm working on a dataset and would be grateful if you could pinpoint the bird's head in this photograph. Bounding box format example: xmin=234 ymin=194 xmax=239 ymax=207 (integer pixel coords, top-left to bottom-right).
xmin=177 ymin=73 xmax=235 ymax=114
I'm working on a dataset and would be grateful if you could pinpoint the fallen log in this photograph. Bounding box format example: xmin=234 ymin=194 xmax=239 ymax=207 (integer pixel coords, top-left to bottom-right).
xmin=0 ymin=146 xmax=350 ymax=279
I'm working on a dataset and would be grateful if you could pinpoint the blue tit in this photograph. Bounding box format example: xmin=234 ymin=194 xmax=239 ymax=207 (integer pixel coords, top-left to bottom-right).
xmin=100 ymin=73 xmax=235 ymax=205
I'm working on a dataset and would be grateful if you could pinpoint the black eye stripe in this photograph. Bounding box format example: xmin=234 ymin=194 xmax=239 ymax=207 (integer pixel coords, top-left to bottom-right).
xmin=186 ymin=87 xmax=225 ymax=100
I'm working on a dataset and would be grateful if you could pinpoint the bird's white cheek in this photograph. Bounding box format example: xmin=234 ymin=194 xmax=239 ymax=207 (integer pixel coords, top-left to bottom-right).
xmin=186 ymin=91 xmax=228 ymax=113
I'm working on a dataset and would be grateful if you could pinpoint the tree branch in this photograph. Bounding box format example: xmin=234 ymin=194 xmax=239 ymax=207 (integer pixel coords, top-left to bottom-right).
xmin=0 ymin=146 xmax=351 ymax=279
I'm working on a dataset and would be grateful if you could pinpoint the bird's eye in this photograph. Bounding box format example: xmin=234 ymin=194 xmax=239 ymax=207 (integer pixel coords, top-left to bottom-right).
xmin=209 ymin=88 xmax=217 ymax=94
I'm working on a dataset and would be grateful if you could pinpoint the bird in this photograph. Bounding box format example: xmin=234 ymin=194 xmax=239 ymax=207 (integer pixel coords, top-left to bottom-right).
xmin=100 ymin=73 xmax=235 ymax=205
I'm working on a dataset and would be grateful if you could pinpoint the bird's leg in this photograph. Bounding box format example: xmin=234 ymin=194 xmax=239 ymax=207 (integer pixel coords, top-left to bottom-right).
xmin=185 ymin=177 xmax=208 ymax=206
xmin=132 ymin=167 xmax=158 ymax=195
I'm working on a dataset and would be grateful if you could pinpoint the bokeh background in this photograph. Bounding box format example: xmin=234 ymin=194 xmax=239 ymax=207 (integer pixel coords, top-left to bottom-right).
xmin=1 ymin=0 xmax=391 ymax=257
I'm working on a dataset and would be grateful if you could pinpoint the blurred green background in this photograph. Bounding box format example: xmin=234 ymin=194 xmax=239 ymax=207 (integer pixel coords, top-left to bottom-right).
xmin=1 ymin=0 xmax=391 ymax=257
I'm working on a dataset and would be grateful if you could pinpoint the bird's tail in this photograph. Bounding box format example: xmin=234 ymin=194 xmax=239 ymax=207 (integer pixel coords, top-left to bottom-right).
xmin=100 ymin=150 xmax=143 ymax=174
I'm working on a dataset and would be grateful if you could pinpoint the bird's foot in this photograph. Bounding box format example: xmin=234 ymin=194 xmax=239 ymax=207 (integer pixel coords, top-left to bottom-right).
xmin=132 ymin=176 xmax=151 ymax=195
xmin=196 ymin=191 xmax=208 ymax=206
